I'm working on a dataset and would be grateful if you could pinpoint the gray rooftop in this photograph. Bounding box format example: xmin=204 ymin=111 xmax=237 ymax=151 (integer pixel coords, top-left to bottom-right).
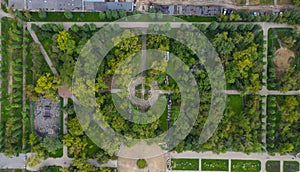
xmin=153 ymin=5 xmax=222 ymax=16
xmin=27 ymin=0 xmax=82 ymax=11
xmin=8 ymin=0 xmax=25 ymax=9
xmin=84 ymin=2 xmax=133 ymax=12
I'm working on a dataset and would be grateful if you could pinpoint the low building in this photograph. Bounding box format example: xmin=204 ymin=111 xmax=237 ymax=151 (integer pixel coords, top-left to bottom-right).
xmin=153 ymin=4 xmax=222 ymax=16
xmin=84 ymin=1 xmax=134 ymax=12
xmin=34 ymin=98 xmax=61 ymax=138
xmin=27 ymin=0 xmax=83 ymax=11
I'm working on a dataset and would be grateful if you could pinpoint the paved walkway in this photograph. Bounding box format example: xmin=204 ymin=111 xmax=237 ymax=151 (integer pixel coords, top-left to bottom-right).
xmin=0 ymin=153 xmax=26 ymax=169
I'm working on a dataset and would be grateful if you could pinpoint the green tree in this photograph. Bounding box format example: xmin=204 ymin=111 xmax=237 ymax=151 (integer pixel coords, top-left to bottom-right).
xmin=64 ymin=11 xmax=73 ymax=19
xmin=40 ymin=136 xmax=63 ymax=154
xmin=99 ymin=12 xmax=106 ymax=20
xmin=38 ymin=11 xmax=47 ymax=19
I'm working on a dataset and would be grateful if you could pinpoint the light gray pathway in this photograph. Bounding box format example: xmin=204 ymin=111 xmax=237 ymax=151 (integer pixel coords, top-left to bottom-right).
xmin=62 ymin=98 xmax=68 ymax=159
xmin=0 ymin=153 xmax=26 ymax=169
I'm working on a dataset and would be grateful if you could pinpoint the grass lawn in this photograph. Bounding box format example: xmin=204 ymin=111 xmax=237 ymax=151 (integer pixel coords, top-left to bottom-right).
xmin=236 ymin=0 xmax=247 ymax=4
xmin=177 ymin=16 xmax=217 ymax=22
xmin=228 ymin=95 xmax=244 ymax=114
xmin=266 ymin=161 xmax=280 ymax=172
xmin=231 ymin=160 xmax=261 ymax=172
xmin=28 ymin=12 xmax=116 ymax=22
xmin=250 ymin=0 xmax=273 ymax=4
xmin=284 ymin=161 xmax=299 ymax=172
xmin=259 ymin=0 xmax=274 ymax=4
xmin=201 ymin=159 xmax=229 ymax=171
xmin=49 ymin=148 xmax=63 ymax=158
xmin=171 ymin=159 xmax=199 ymax=171
xmin=86 ymin=136 xmax=101 ymax=158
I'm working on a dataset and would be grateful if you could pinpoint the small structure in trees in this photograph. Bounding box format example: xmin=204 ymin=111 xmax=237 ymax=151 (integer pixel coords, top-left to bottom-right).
xmin=34 ymin=98 xmax=61 ymax=138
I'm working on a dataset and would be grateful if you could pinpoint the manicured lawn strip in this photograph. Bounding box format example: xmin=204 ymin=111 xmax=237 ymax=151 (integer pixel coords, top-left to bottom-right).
xmin=177 ymin=16 xmax=217 ymax=22
xmin=284 ymin=161 xmax=299 ymax=172
xmin=201 ymin=159 xmax=229 ymax=171
xmin=260 ymin=0 xmax=274 ymax=4
xmin=27 ymin=11 xmax=217 ymax=22
xmin=231 ymin=160 xmax=261 ymax=172
xmin=266 ymin=161 xmax=280 ymax=172
xmin=228 ymin=95 xmax=244 ymax=114
xmin=171 ymin=159 xmax=199 ymax=170
xmin=28 ymin=12 xmax=130 ymax=22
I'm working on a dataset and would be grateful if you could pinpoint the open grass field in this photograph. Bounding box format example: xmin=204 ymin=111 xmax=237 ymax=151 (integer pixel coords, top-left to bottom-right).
xmin=231 ymin=160 xmax=261 ymax=172
xmin=266 ymin=161 xmax=280 ymax=172
xmin=201 ymin=159 xmax=229 ymax=171
xmin=171 ymin=159 xmax=199 ymax=171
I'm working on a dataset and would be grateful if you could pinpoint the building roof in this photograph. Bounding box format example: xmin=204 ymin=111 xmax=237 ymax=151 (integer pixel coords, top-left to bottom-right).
xmin=27 ymin=0 xmax=82 ymax=11
xmin=84 ymin=2 xmax=134 ymax=12
xmin=153 ymin=5 xmax=222 ymax=16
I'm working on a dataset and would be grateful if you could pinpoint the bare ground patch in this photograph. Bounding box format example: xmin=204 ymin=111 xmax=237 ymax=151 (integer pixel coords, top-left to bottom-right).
xmin=273 ymin=48 xmax=295 ymax=79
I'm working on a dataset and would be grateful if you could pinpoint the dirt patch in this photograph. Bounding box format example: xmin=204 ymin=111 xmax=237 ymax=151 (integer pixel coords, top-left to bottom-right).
xmin=273 ymin=47 xmax=295 ymax=79
xmin=278 ymin=0 xmax=292 ymax=4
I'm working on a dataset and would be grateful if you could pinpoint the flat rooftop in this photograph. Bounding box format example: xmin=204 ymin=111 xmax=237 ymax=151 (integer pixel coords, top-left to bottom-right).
xmin=84 ymin=2 xmax=134 ymax=12
xmin=27 ymin=0 xmax=82 ymax=10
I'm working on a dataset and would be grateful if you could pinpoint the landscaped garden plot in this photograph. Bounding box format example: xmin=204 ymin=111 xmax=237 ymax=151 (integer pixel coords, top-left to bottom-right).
xmin=171 ymin=159 xmax=199 ymax=171
xmin=284 ymin=161 xmax=299 ymax=172
xmin=231 ymin=160 xmax=261 ymax=172
xmin=266 ymin=160 xmax=280 ymax=172
xmin=201 ymin=159 xmax=229 ymax=171
xmin=267 ymin=96 xmax=300 ymax=155
xmin=267 ymin=28 xmax=300 ymax=91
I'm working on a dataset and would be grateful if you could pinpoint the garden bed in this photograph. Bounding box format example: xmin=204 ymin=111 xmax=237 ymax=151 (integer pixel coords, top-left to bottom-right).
xmin=201 ymin=159 xmax=229 ymax=171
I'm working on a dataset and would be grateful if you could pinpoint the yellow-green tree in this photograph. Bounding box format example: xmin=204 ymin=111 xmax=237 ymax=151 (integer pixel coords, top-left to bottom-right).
xmin=57 ymin=30 xmax=72 ymax=52
xmin=34 ymin=73 xmax=60 ymax=99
